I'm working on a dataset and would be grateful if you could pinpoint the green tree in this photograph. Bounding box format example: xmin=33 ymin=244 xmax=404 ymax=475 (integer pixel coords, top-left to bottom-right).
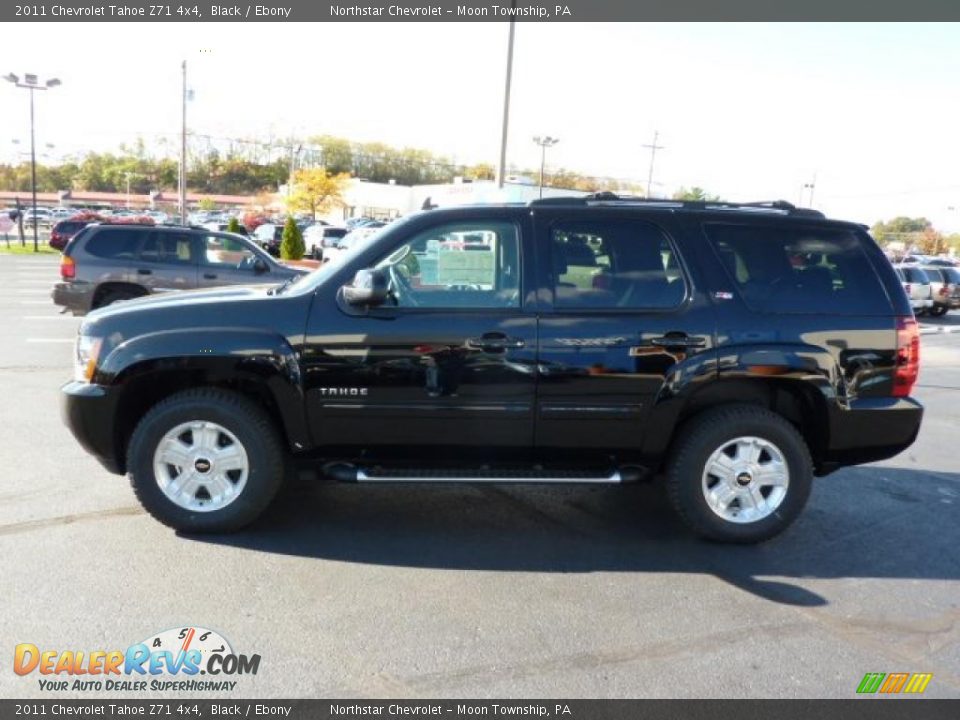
xmin=280 ymin=216 xmax=305 ymax=261
xmin=226 ymin=217 xmax=243 ymax=234
xmin=198 ymin=197 xmax=216 ymax=212
xmin=870 ymin=217 xmax=932 ymax=247
xmin=673 ymin=186 xmax=722 ymax=202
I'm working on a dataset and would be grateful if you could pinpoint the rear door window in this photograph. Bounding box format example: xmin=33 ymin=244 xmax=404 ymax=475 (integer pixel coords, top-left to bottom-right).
xmin=703 ymin=224 xmax=891 ymax=315
xmin=138 ymin=231 xmax=195 ymax=264
xmin=548 ymin=219 xmax=687 ymax=309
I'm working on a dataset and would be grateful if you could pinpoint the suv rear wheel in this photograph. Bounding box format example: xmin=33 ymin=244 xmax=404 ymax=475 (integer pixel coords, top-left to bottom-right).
xmin=95 ymin=287 xmax=143 ymax=309
xmin=127 ymin=389 xmax=285 ymax=532
xmin=666 ymin=405 xmax=813 ymax=543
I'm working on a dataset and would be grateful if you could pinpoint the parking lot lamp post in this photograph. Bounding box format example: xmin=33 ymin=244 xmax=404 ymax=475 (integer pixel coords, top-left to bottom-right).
xmin=533 ymin=136 xmax=559 ymax=199
xmin=4 ymin=73 xmax=61 ymax=252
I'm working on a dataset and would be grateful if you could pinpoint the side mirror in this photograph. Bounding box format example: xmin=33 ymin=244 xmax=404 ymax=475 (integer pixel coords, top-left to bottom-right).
xmin=253 ymin=257 xmax=269 ymax=274
xmin=343 ymin=268 xmax=388 ymax=307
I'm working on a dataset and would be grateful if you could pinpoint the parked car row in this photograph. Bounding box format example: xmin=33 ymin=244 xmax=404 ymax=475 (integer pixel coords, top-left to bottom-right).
xmin=893 ymin=264 xmax=960 ymax=316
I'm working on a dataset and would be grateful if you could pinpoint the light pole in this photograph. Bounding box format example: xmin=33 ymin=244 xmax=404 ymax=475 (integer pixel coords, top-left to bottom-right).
xmin=4 ymin=72 xmax=61 ymax=252
xmin=803 ymin=178 xmax=816 ymax=207
xmin=533 ymin=136 xmax=559 ymax=199
xmin=179 ymin=60 xmax=188 ymax=225
xmin=496 ymin=0 xmax=518 ymax=189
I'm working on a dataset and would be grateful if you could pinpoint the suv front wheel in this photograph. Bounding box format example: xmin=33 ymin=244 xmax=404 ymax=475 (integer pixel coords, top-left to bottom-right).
xmin=127 ymin=389 xmax=285 ymax=532
xmin=666 ymin=405 xmax=813 ymax=543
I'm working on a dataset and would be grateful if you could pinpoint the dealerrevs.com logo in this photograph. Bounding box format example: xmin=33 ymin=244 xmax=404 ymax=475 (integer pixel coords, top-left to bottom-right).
xmin=14 ymin=626 xmax=260 ymax=693
xmin=856 ymin=672 xmax=933 ymax=695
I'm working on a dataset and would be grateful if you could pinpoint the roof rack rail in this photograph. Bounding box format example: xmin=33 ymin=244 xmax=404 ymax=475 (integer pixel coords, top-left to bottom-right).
xmin=528 ymin=193 xmax=826 ymax=218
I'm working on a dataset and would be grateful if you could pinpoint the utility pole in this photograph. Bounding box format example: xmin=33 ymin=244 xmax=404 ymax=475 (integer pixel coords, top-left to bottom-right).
xmin=288 ymin=143 xmax=302 ymax=198
xmin=643 ymin=130 xmax=664 ymax=199
xmin=179 ymin=60 xmax=187 ymax=225
xmin=496 ymin=0 xmax=517 ymax=189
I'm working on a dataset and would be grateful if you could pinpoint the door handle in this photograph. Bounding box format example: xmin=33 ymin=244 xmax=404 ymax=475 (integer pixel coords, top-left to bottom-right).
xmin=203 ymin=273 xmax=217 ymax=280
xmin=137 ymin=268 xmax=152 ymax=276
xmin=649 ymin=334 xmax=707 ymax=348
xmin=466 ymin=334 xmax=526 ymax=351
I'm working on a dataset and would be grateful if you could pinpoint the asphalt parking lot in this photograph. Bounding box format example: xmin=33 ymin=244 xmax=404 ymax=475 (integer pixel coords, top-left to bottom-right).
xmin=0 ymin=252 xmax=957 ymax=700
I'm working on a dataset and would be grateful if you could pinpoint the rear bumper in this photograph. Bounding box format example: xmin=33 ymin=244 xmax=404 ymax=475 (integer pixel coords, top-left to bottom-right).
xmin=823 ymin=396 xmax=923 ymax=470
xmin=60 ymin=381 xmax=124 ymax=474
xmin=52 ymin=282 xmax=92 ymax=315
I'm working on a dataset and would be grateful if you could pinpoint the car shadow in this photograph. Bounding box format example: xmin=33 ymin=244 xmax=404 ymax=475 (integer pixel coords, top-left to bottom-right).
xmin=185 ymin=466 xmax=960 ymax=608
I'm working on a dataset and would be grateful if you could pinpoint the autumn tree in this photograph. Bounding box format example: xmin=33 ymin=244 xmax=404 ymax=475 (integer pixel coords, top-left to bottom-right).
xmin=286 ymin=168 xmax=350 ymax=219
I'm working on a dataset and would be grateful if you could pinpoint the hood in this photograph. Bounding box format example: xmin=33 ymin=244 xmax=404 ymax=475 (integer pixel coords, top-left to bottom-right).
xmin=81 ymin=283 xmax=279 ymax=334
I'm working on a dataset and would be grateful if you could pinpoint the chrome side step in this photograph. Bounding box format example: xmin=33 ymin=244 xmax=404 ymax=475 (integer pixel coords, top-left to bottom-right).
xmin=354 ymin=469 xmax=623 ymax=484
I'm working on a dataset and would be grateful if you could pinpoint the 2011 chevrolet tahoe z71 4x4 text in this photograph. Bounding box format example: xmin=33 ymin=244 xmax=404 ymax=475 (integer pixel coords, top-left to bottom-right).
xmin=61 ymin=195 xmax=923 ymax=543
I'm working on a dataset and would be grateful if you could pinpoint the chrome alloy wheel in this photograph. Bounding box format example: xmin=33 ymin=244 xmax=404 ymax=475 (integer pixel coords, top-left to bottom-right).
xmin=152 ymin=421 xmax=249 ymax=513
xmin=701 ymin=436 xmax=790 ymax=524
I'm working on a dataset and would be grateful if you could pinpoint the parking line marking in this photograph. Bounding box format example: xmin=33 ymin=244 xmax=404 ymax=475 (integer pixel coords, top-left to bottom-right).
xmin=22 ymin=315 xmax=79 ymax=320
xmin=18 ymin=300 xmax=52 ymax=305
xmin=25 ymin=338 xmax=74 ymax=344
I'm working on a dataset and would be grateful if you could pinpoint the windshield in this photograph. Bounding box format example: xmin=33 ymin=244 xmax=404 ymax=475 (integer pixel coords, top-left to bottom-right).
xmin=272 ymin=219 xmax=402 ymax=295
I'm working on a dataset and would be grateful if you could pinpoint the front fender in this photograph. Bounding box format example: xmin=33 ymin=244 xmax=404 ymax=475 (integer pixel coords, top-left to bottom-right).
xmin=97 ymin=327 xmax=309 ymax=452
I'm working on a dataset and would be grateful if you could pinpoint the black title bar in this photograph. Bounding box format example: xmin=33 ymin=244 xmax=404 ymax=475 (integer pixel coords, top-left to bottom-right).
xmin=7 ymin=0 xmax=960 ymax=22
xmin=2 ymin=700 xmax=959 ymax=719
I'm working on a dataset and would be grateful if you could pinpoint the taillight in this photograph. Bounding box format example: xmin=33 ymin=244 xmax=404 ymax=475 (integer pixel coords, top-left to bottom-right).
xmin=939 ymin=286 xmax=948 ymax=297
xmin=893 ymin=316 xmax=919 ymax=398
xmin=60 ymin=255 xmax=75 ymax=280
xmin=904 ymin=283 xmax=912 ymax=295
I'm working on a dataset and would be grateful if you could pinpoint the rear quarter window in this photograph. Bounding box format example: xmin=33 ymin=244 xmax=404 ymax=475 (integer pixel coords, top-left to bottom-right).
xmin=703 ymin=223 xmax=892 ymax=315
xmin=902 ymin=267 xmax=930 ymax=284
xmin=82 ymin=228 xmax=142 ymax=260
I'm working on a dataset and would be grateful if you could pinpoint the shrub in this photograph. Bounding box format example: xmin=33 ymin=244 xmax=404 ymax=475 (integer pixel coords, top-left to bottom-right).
xmin=280 ymin=216 xmax=304 ymax=260
xmin=226 ymin=217 xmax=243 ymax=234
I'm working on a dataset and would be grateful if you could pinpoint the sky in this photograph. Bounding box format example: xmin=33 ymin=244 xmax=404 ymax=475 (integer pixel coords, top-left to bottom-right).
xmin=3 ymin=22 xmax=960 ymax=230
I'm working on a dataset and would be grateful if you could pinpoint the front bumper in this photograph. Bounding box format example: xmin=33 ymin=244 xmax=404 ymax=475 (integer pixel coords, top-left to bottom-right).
xmin=60 ymin=381 xmax=124 ymax=474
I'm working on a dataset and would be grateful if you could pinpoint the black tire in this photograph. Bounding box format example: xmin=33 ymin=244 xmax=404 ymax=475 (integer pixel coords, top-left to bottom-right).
xmin=311 ymin=246 xmax=322 ymax=261
xmin=665 ymin=404 xmax=813 ymax=543
xmin=928 ymin=305 xmax=948 ymax=317
xmin=127 ymin=388 xmax=286 ymax=533
xmin=95 ymin=287 xmax=142 ymax=309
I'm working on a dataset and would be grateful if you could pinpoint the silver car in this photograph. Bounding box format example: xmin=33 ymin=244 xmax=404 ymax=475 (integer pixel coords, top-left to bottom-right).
xmin=52 ymin=224 xmax=306 ymax=316
xmin=894 ymin=265 xmax=934 ymax=315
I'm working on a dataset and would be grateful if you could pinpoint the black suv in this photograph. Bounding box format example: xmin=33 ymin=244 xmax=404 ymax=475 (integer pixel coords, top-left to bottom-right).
xmin=52 ymin=224 xmax=305 ymax=315
xmin=60 ymin=196 xmax=923 ymax=542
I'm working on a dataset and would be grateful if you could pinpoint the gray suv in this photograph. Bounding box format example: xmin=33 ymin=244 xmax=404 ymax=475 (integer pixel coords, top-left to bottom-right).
xmin=53 ymin=224 xmax=307 ymax=315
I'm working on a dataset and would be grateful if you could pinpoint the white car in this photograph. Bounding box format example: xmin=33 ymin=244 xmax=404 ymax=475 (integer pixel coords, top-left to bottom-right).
xmin=303 ymin=226 xmax=347 ymax=260
xmin=322 ymin=226 xmax=383 ymax=266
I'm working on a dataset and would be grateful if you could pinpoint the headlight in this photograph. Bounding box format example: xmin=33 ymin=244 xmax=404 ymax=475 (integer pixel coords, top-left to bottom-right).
xmin=74 ymin=335 xmax=103 ymax=383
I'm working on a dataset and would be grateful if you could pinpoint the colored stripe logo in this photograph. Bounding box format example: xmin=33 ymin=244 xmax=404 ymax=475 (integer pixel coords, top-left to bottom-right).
xmin=857 ymin=672 xmax=932 ymax=694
